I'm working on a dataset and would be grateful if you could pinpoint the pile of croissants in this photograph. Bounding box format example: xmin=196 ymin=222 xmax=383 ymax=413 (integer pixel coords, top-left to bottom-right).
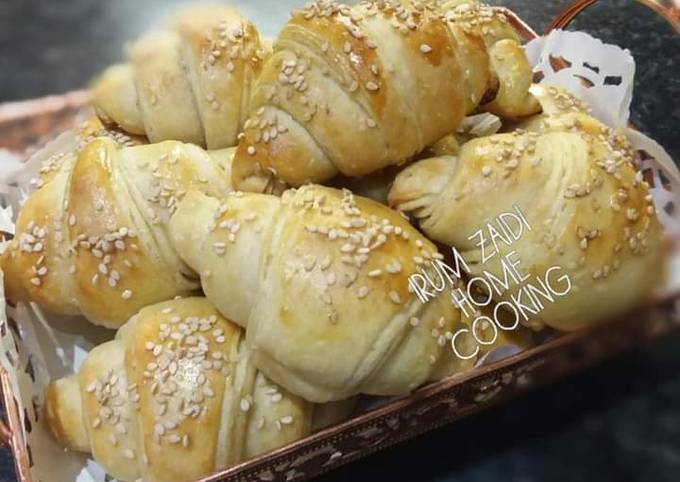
xmin=1 ymin=1 xmax=666 ymax=481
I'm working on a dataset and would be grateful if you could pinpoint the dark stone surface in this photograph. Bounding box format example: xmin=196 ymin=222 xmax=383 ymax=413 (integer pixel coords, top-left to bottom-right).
xmin=0 ymin=1 xmax=678 ymax=482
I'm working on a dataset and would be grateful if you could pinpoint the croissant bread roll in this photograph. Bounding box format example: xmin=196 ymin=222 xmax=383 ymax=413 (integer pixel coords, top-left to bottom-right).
xmin=167 ymin=184 xmax=477 ymax=402
xmin=1 ymin=119 xmax=235 ymax=328
xmin=44 ymin=297 xmax=315 ymax=482
xmin=230 ymin=0 xmax=540 ymax=192
xmin=388 ymin=84 xmax=666 ymax=331
xmin=92 ymin=5 xmax=270 ymax=149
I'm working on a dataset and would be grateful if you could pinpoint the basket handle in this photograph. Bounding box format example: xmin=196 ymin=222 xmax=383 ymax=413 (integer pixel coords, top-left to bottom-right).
xmin=547 ymin=0 xmax=680 ymax=33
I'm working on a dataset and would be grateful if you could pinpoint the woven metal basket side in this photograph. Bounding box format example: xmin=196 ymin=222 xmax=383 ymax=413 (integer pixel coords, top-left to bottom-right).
xmin=0 ymin=91 xmax=90 ymax=152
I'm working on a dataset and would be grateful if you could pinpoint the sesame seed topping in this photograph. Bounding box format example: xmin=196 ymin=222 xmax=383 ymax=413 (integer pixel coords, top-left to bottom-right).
xmin=280 ymin=415 xmax=294 ymax=425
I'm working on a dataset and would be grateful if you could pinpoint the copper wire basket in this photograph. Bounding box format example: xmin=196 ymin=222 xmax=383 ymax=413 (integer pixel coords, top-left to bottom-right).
xmin=0 ymin=1 xmax=679 ymax=481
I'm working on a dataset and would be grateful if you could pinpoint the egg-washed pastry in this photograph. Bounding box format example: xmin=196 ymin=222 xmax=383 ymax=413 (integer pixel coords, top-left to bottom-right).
xmin=389 ymin=84 xmax=666 ymax=331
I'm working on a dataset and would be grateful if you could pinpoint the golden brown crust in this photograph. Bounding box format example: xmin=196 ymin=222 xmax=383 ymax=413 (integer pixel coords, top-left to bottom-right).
xmin=4 ymin=121 xmax=233 ymax=327
xmin=389 ymin=84 xmax=666 ymax=331
xmin=44 ymin=298 xmax=313 ymax=482
xmin=79 ymin=341 xmax=140 ymax=481
xmin=170 ymin=185 xmax=476 ymax=402
xmin=231 ymin=0 xmax=539 ymax=191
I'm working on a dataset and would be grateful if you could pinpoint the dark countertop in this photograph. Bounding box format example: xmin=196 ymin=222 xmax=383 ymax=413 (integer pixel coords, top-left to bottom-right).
xmin=0 ymin=1 xmax=678 ymax=482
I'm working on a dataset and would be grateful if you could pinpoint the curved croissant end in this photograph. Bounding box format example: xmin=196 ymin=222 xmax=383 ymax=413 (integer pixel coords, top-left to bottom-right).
xmin=91 ymin=64 xmax=146 ymax=136
xmin=92 ymin=5 xmax=269 ymax=149
xmin=387 ymin=155 xmax=457 ymax=220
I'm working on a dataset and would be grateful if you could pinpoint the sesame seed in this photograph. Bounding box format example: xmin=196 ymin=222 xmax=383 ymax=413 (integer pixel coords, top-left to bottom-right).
xmin=121 ymin=289 xmax=133 ymax=300
xmin=386 ymin=261 xmax=402 ymax=274
xmin=420 ymin=44 xmax=432 ymax=54
xmin=388 ymin=291 xmax=401 ymax=304
xmin=280 ymin=415 xmax=294 ymax=425
xmin=340 ymin=243 xmax=354 ymax=253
